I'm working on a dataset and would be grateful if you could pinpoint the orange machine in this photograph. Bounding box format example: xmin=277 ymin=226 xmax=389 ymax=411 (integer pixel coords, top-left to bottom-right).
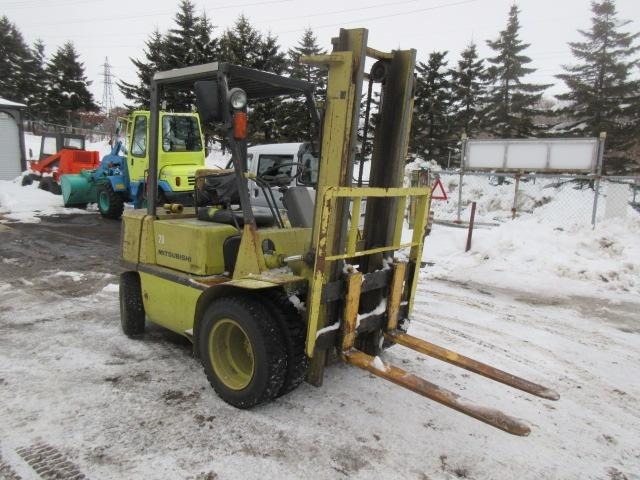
xmin=22 ymin=133 xmax=100 ymax=194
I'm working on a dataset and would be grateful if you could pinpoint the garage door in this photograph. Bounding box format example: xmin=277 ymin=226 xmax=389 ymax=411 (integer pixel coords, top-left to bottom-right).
xmin=0 ymin=111 xmax=21 ymax=180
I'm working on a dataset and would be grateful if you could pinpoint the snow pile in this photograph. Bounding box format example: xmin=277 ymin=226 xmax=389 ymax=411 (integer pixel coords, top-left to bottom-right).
xmin=0 ymin=179 xmax=89 ymax=223
xmin=422 ymin=214 xmax=640 ymax=296
xmin=429 ymin=176 xmax=604 ymax=223
xmin=205 ymin=146 xmax=231 ymax=169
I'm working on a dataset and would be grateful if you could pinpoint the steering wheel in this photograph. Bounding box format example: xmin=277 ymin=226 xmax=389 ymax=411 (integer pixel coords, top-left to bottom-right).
xmin=258 ymin=162 xmax=306 ymax=185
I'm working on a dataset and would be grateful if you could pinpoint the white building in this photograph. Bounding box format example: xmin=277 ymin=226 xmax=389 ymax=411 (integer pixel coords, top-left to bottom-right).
xmin=0 ymin=97 xmax=27 ymax=180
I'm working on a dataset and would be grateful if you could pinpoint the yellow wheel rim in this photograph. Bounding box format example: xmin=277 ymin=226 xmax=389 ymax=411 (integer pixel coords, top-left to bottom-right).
xmin=208 ymin=318 xmax=255 ymax=390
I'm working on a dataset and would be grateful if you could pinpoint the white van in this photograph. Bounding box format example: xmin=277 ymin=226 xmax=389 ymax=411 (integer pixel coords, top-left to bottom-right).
xmin=227 ymin=142 xmax=318 ymax=209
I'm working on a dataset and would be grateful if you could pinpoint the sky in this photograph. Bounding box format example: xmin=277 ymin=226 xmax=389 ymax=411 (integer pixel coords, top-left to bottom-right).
xmin=2 ymin=0 xmax=639 ymax=109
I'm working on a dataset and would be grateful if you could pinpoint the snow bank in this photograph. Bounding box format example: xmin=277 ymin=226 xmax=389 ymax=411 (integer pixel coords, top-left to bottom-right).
xmin=0 ymin=179 xmax=89 ymax=223
xmin=421 ymin=214 xmax=640 ymax=296
xmin=205 ymin=146 xmax=231 ymax=169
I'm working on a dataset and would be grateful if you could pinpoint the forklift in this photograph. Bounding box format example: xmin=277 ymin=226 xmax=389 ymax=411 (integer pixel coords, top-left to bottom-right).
xmin=119 ymin=28 xmax=558 ymax=436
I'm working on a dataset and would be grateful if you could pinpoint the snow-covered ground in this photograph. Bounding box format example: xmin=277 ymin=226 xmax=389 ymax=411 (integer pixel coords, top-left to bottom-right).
xmin=0 ymin=180 xmax=93 ymax=223
xmin=0 ymin=252 xmax=638 ymax=479
xmin=0 ymin=143 xmax=639 ymax=478
xmin=0 ymin=134 xmax=113 ymax=223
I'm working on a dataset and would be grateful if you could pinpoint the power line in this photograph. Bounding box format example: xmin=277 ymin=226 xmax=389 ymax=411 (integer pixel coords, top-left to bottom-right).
xmin=27 ymin=0 xmax=294 ymax=27
xmin=258 ymin=0 xmax=422 ymax=24
xmin=274 ymin=0 xmax=481 ymax=35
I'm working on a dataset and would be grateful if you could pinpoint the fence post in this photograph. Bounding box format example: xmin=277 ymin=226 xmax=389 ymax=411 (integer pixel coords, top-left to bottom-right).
xmin=512 ymin=172 xmax=521 ymax=220
xmin=591 ymin=132 xmax=607 ymax=227
xmin=456 ymin=170 xmax=464 ymax=223
xmin=465 ymin=202 xmax=477 ymax=252
xmin=456 ymin=135 xmax=467 ymax=223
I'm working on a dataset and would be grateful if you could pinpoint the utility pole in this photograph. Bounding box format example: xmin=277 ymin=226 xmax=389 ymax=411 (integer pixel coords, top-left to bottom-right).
xmin=99 ymin=57 xmax=116 ymax=118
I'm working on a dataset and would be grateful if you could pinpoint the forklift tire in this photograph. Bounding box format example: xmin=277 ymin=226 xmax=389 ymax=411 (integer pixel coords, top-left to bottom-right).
xmin=98 ymin=183 xmax=125 ymax=219
xmin=198 ymin=296 xmax=286 ymax=409
xmin=119 ymin=272 xmax=145 ymax=337
xmin=258 ymin=292 xmax=308 ymax=397
xmin=39 ymin=177 xmax=61 ymax=195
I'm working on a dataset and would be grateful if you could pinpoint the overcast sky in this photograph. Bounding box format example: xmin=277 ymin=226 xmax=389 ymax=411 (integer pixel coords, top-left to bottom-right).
xmin=3 ymin=0 xmax=639 ymax=108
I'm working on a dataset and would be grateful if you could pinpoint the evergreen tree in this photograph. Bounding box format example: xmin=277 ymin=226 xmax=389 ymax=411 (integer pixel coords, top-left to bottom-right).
xmin=556 ymin=0 xmax=640 ymax=173
xmin=119 ymin=2 xmax=217 ymax=111
xmin=410 ymin=51 xmax=454 ymax=165
xmin=282 ymin=28 xmax=327 ymax=142
xmin=194 ymin=12 xmax=218 ymax=64
xmin=449 ymin=42 xmax=486 ymax=138
xmin=251 ymin=32 xmax=288 ymax=143
xmin=219 ymin=15 xmax=263 ymax=68
xmin=484 ymin=5 xmax=550 ymax=137
xmin=118 ymin=29 xmax=167 ymax=110
xmin=219 ymin=16 xmax=289 ymax=143
xmin=163 ymin=0 xmax=217 ymax=110
xmin=25 ymin=39 xmax=49 ymax=120
xmin=46 ymin=42 xmax=98 ymax=125
xmin=0 ymin=16 xmax=35 ymax=105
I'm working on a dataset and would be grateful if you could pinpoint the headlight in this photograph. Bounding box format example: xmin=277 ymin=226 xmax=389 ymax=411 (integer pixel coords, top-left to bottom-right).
xmin=228 ymin=88 xmax=247 ymax=110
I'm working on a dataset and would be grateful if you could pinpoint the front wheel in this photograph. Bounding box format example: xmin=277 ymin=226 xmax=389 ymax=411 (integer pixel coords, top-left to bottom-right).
xmin=198 ymin=296 xmax=287 ymax=409
xmin=98 ymin=183 xmax=125 ymax=219
xmin=39 ymin=177 xmax=61 ymax=195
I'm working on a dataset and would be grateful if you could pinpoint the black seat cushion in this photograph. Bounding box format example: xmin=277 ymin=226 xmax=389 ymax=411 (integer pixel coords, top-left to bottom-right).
xmin=197 ymin=207 xmax=276 ymax=227
xmin=196 ymin=172 xmax=240 ymax=206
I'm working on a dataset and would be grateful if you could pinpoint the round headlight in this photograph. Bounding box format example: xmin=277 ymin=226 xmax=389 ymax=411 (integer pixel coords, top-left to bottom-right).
xmin=228 ymin=88 xmax=247 ymax=110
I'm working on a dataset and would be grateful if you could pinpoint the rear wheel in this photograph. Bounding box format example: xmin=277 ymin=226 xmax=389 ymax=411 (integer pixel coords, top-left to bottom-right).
xmin=119 ymin=272 xmax=145 ymax=337
xmin=198 ymin=296 xmax=286 ymax=409
xmin=39 ymin=177 xmax=61 ymax=195
xmin=98 ymin=183 xmax=125 ymax=219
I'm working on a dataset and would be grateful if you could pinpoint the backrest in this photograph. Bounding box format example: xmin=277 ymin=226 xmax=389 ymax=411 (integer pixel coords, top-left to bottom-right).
xmin=282 ymin=186 xmax=315 ymax=228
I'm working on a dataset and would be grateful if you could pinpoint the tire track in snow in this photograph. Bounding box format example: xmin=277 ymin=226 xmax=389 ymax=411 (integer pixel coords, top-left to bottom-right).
xmin=16 ymin=443 xmax=88 ymax=480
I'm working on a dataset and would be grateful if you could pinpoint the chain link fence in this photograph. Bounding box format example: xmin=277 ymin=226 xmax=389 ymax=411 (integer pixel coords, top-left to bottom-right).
xmin=418 ymin=169 xmax=639 ymax=227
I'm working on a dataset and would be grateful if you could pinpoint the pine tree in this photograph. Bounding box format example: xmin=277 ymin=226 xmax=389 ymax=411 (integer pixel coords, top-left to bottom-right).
xmin=449 ymin=42 xmax=486 ymax=138
xmin=219 ymin=15 xmax=263 ymax=68
xmin=119 ymin=29 xmax=167 ymax=110
xmin=46 ymin=42 xmax=98 ymax=125
xmin=484 ymin=5 xmax=550 ymax=138
xmin=25 ymin=39 xmax=49 ymax=120
xmin=282 ymin=28 xmax=327 ymax=142
xmin=410 ymin=51 xmax=454 ymax=165
xmin=194 ymin=12 xmax=218 ymax=64
xmin=556 ymin=0 xmax=640 ymax=173
xmin=219 ymin=16 xmax=289 ymax=143
xmin=0 ymin=16 xmax=35 ymax=105
xmin=119 ymin=2 xmax=217 ymax=111
xmin=251 ymin=32 xmax=288 ymax=142
xmin=162 ymin=0 xmax=209 ymax=110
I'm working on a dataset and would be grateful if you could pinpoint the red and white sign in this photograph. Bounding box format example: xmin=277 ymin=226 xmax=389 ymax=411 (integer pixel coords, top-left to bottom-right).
xmin=431 ymin=178 xmax=447 ymax=200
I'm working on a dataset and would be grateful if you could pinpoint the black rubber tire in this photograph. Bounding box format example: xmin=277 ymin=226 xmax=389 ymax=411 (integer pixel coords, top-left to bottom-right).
xmin=258 ymin=291 xmax=308 ymax=397
xmin=198 ymin=296 xmax=286 ymax=409
xmin=119 ymin=272 xmax=145 ymax=337
xmin=39 ymin=177 xmax=61 ymax=195
xmin=21 ymin=174 xmax=35 ymax=186
xmin=98 ymin=183 xmax=125 ymax=219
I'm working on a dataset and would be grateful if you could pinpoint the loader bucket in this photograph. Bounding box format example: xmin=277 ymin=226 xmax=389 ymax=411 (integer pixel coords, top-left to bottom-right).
xmin=61 ymin=173 xmax=98 ymax=207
